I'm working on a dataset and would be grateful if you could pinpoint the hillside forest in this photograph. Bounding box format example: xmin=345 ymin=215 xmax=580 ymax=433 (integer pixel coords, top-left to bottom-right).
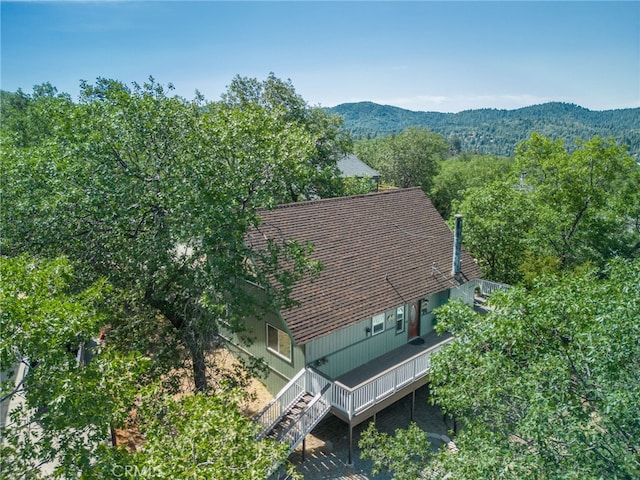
xmin=1 ymin=75 xmax=639 ymax=479
xmin=328 ymin=101 xmax=640 ymax=159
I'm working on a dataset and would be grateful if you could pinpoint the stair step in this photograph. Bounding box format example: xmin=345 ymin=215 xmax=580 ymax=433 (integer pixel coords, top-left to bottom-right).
xmin=261 ymin=390 xmax=329 ymax=445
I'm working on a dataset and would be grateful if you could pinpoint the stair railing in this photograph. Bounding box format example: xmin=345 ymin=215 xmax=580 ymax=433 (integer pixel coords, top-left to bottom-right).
xmin=276 ymin=382 xmax=333 ymax=452
xmin=254 ymin=368 xmax=306 ymax=439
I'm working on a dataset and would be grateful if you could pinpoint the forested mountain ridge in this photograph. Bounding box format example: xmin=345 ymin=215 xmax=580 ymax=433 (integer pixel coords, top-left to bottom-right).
xmin=327 ymin=101 xmax=640 ymax=158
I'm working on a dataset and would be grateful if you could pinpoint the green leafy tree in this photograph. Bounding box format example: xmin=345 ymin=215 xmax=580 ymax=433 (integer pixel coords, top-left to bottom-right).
xmin=359 ymin=259 xmax=640 ymax=479
xmin=515 ymin=133 xmax=639 ymax=267
xmin=0 ymin=255 xmax=297 ymax=480
xmin=120 ymin=392 xmax=295 ymax=479
xmin=340 ymin=175 xmax=379 ymax=196
xmin=452 ymin=181 xmax=534 ymax=284
xmin=219 ymin=72 xmax=352 ymax=201
xmin=0 ymin=83 xmax=72 ymax=147
xmin=0 ymin=255 xmax=148 ymax=479
xmin=430 ymin=153 xmax=514 ymax=219
xmin=359 ymin=422 xmax=435 ymax=480
xmin=427 ymin=258 xmax=640 ymax=479
xmin=452 ymin=134 xmax=639 ymax=284
xmin=354 ymin=127 xmax=449 ymax=192
xmin=1 ymin=76 xmax=321 ymax=394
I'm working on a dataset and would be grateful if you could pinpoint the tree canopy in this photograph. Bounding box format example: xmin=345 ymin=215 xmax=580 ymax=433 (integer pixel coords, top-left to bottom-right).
xmin=1 ymin=77 xmax=331 ymax=392
xmin=515 ymin=133 xmax=639 ymax=268
xmin=219 ymin=73 xmax=353 ymax=201
xmin=0 ymin=255 xmax=143 ymax=478
xmin=452 ymin=134 xmax=639 ymax=283
xmin=429 ymin=153 xmax=515 ymax=219
xmin=353 ymin=126 xmax=449 ymax=192
xmin=0 ymin=255 xmax=294 ymax=479
xmin=0 ymin=75 xmax=342 ymax=478
xmin=428 ymin=258 xmax=640 ymax=479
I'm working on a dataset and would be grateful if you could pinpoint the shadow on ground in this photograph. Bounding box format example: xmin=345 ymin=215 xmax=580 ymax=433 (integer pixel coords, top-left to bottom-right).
xmin=288 ymin=385 xmax=455 ymax=480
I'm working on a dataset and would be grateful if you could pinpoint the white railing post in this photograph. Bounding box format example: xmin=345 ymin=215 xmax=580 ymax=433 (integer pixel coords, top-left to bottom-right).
xmin=349 ymin=389 xmax=354 ymax=419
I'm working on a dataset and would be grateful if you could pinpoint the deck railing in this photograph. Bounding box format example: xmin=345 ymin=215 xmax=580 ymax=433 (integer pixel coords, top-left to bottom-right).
xmin=305 ymin=367 xmax=333 ymax=396
xmin=257 ymin=281 xmax=509 ymax=434
xmin=474 ymin=278 xmax=510 ymax=297
xmin=259 ymin=339 xmax=453 ymax=479
xmin=257 ymin=279 xmax=509 ymax=438
xmin=330 ymin=339 xmax=449 ymax=419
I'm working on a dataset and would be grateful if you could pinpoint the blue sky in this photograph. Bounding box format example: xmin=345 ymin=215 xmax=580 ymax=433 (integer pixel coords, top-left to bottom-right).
xmin=1 ymin=1 xmax=638 ymax=112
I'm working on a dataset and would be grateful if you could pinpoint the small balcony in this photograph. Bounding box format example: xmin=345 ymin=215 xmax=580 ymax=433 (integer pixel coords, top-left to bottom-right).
xmin=330 ymin=330 xmax=451 ymax=425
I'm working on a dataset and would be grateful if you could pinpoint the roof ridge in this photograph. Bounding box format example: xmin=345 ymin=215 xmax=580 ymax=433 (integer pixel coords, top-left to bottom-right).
xmin=261 ymin=187 xmax=423 ymax=212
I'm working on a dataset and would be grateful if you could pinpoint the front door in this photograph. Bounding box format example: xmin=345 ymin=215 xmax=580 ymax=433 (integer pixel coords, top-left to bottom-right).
xmin=407 ymin=301 xmax=420 ymax=339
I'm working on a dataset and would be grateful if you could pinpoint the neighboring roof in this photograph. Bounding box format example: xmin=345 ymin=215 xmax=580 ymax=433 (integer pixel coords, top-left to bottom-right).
xmin=247 ymin=188 xmax=482 ymax=345
xmin=337 ymin=154 xmax=381 ymax=179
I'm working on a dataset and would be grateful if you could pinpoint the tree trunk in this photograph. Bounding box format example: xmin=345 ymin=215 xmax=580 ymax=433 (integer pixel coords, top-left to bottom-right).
xmin=187 ymin=338 xmax=208 ymax=393
xmin=144 ymin=290 xmax=209 ymax=392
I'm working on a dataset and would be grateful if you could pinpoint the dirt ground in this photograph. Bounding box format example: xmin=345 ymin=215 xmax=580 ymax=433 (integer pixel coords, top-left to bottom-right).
xmin=114 ymin=347 xmax=274 ymax=451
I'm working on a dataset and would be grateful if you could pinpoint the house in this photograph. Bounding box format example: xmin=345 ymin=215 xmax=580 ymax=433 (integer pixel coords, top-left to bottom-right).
xmin=336 ymin=153 xmax=381 ymax=184
xmin=221 ymin=187 xmax=484 ymax=463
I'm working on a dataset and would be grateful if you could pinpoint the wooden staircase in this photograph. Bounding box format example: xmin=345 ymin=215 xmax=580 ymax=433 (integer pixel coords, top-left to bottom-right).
xmin=263 ymin=392 xmax=315 ymax=442
xmin=254 ymin=368 xmax=332 ymax=455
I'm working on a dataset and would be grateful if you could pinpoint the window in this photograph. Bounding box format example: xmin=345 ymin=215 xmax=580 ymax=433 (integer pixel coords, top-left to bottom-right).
xmin=372 ymin=313 xmax=385 ymax=335
xmin=266 ymin=324 xmax=291 ymax=361
xmin=396 ymin=306 xmax=405 ymax=333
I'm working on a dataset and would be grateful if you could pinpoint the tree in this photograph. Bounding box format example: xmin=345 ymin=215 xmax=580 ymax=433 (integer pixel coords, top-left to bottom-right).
xmin=359 ymin=422 xmax=435 ymax=480
xmin=358 ymin=258 xmax=640 ymax=479
xmin=0 ymin=255 xmax=147 ymax=479
xmin=430 ymin=153 xmax=514 ymax=219
xmin=452 ymin=181 xmax=534 ymax=284
xmin=118 ymin=392 xmax=295 ymax=479
xmin=427 ymin=258 xmax=640 ymax=479
xmin=1 ymin=76 xmax=322 ymax=394
xmin=515 ymin=133 xmax=639 ymax=268
xmin=0 ymin=255 xmax=297 ymax=480
xmin=451 ymin=134 xmax=639 ymax=284
xmin=219 ymin=72 xmax=352 ymax=201
xmin=0 ymin=83 xmax=72 ymax=147
xmin=354 ymin=127 xmax=449 ymax=192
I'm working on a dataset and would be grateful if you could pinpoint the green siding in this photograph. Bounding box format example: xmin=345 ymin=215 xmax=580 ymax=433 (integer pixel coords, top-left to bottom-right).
xmin=306 ymin=301 xmax=414 ymax=380
xmin=305 ymin=290 xmax=455 ymax=380
xmin=223 ymin=283 xmax=474 ymax=393
xmin=220 ymin=286 xmax=305 ymax=396
xmin=420 ymin=290 xmax=449 ymax=335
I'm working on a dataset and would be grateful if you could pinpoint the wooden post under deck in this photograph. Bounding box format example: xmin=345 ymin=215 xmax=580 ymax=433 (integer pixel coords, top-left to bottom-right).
xmin=348 ymin=423 xmax=354 ymax=465
xmin=411 ymin=390 xmax=416 ymax=421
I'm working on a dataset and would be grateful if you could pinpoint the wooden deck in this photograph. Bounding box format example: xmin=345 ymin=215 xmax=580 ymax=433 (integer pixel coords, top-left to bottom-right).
xmin=327 ymin=331 xmax=453 ymax=464
xmin=335 ymin=331 xmax=452 ymax=389
xmin=327 ymin=331 xmax=452 ymax=430
xmin=256 ymin=330 xmax=467 ymax=467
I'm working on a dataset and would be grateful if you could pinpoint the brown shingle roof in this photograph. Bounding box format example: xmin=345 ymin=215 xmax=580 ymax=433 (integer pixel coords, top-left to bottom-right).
xmin=248 ymin=188 xmax=482 ymax=345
